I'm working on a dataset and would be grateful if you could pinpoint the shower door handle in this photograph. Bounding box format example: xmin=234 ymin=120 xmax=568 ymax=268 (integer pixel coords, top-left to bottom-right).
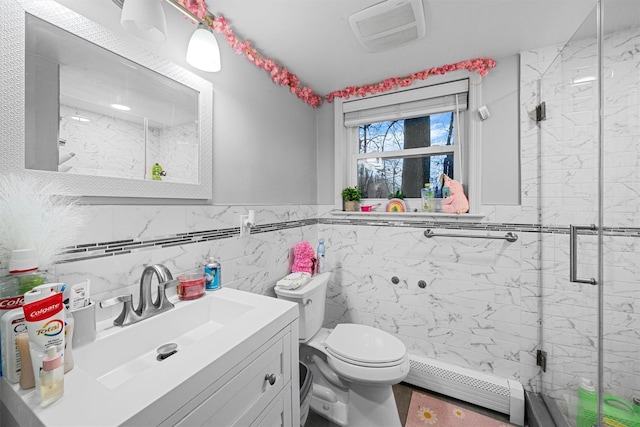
xmin=569 ymin=224 xmax=597 ymax=285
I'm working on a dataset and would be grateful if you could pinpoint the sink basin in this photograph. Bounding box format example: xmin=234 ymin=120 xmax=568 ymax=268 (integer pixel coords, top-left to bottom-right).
xmin=74 ymin=290 xmax=257 ymax=390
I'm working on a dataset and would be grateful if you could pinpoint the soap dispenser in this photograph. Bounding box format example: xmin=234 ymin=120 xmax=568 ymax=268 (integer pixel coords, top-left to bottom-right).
xmin=40 ymin=346 xmax=64 ymax=406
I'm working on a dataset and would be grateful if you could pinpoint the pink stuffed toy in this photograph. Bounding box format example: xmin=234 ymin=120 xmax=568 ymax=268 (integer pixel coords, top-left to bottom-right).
xmin=441 ymin=174 xmax=469 ymax=214
xmin=291 ymin=241 xmax=316 ymax=274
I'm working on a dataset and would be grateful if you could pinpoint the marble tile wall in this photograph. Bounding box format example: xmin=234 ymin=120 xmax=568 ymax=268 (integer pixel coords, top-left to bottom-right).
xmin=317 ymin=217 xmax=540 ymax=388
xmin=48 ymin=205 xmax=318 ymax=323
xmin=317 ymin=211 xmax=559 ymax=401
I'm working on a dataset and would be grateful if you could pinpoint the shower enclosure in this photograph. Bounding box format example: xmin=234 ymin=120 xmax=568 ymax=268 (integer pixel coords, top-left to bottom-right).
xmin=531 ymin=0 xmax=640 ymax=425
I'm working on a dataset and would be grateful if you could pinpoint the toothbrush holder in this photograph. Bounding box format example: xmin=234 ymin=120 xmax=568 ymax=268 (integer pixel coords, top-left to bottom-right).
xmin=70 ymin=301 xmax=97 ymax=348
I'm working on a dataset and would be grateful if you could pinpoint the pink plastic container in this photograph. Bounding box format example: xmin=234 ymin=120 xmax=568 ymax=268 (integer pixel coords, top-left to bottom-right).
xmin=177 ymin=273 xmax=205 ymax=300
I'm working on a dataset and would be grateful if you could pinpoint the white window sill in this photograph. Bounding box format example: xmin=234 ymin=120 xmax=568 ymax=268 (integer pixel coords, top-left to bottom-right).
xmin=329 ymin=210 xmax=485 ymax=222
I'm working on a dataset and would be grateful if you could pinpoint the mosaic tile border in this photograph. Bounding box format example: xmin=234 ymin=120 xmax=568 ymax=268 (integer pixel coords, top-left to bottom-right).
xmin=58 ymin=217 xmax=640 ymax=264
xmin=59 ymin=218 xmax=317 ymax=263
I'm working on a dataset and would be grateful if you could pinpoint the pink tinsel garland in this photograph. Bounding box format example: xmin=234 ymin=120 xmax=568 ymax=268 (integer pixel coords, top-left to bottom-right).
xmin=325 ymin=58 xmax=497 ymax=103
xmin=176 ymin=0 xmax=496 ymax=108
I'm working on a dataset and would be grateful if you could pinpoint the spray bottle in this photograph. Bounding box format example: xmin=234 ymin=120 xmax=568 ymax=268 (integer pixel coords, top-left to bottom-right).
xmin=316 ymin=238 xmax=325 ymax=274
xmin=204 ymin=257 xmax=221 ymax=291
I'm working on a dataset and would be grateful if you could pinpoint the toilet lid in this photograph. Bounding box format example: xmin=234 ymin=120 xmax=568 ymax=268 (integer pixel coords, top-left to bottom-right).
xmin=325 ymin=324 xmax=406 ymax=365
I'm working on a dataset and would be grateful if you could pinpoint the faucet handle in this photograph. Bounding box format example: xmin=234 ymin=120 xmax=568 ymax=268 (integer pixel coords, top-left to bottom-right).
xmin=99 ymin=294 xmax=132 ymax=308
xmin=160 ymin=279 xmax=179 ymax=290
xmin=99 ymin=294 xmax=139 ymax=326
xmin=155 ymin=279 xmax=178 ymax=312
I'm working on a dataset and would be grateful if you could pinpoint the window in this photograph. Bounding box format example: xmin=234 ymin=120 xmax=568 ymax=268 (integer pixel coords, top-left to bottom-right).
xmin=356 ymin=113 xmax=459 ymax=198
xmin=335 ymin=78 xmax=479 ymax=212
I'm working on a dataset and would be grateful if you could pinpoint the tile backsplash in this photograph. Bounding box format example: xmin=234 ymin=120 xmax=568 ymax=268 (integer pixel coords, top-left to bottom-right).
xmin=48 ymin=205 xmax=319 ymax=323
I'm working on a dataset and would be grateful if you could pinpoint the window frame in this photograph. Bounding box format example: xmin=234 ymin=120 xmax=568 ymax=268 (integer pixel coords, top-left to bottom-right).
xmin=333 ymin=71 xmax=484 ymax=216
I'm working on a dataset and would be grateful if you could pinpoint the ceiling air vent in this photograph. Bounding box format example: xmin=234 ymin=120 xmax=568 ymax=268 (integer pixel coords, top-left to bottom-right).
xmin=348 ymin=0 xmax=426 ymax=52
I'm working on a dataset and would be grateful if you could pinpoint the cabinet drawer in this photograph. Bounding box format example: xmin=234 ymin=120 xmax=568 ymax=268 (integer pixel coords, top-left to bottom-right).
xmin=176 ymin=332 xmax=290 ymax=426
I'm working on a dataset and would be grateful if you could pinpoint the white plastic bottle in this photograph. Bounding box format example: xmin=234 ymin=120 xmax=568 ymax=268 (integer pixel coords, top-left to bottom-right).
xmin=6 ymin=248 xmax=56 ymax=295
xmin=0 ymin=308 xmax=27 ymax=383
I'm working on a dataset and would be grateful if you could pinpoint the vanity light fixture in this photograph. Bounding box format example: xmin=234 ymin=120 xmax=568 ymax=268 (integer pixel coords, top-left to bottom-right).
xmin=110 ymin=103 xmax=131 ymax=111
xmin=120 ymin=0 xmax=167 ymax=43
xmin=186 ymin=24 xmax=221 ymax=72
xmin=116 ymin=0 xmax=222 ymax=72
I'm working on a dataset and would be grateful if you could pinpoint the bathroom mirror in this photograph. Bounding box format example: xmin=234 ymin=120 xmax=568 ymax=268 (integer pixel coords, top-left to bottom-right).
xmin=1 ymin=0 xmax=213 ymax=199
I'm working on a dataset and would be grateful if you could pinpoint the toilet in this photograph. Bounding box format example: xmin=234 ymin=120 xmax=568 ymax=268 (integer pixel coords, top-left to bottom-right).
xmin=275 ymin=272 xmax=409 ymax=427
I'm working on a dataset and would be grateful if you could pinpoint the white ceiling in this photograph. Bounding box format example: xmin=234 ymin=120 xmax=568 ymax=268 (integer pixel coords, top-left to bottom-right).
xmin=56 ymin=0 xmax=640 ymax=103
xmin=206 ymin=0 xmax=602 ymax=96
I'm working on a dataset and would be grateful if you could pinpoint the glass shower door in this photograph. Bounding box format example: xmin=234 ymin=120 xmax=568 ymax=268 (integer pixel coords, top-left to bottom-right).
xmin=537 ymin=5 xmax=601 ymax=426
xmin=536 ymin=1 xmax=640 ymax=426
xmin=600 ymin=1 xmax=640 ymax=427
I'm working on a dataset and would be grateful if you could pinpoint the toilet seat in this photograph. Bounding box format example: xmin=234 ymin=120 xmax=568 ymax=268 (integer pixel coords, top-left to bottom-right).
xmin=325 ymin=347 xmax=405 ymax=368
xmin=324 ymin=324 xmax=406 ymax=366
xmin=320 ymin=324 xmax=410 ymax=384
xmin=327 ymin=351 xmax=409 ymax=385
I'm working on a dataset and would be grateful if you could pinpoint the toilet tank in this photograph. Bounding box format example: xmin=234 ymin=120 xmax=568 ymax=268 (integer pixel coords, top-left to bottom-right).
xmin=274 ymin=272 xmax=329 ymax=342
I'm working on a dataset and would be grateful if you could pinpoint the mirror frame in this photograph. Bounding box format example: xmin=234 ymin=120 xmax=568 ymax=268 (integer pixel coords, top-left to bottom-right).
xmin=1 ymin=0 xmax=213 ymax=200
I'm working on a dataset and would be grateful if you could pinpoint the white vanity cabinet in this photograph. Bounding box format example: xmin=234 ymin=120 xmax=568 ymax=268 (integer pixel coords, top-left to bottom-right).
xmin=162 ymin=326 xmax=296 ymax=426
xmin=1 ymin=289 xmax=300 ymax=427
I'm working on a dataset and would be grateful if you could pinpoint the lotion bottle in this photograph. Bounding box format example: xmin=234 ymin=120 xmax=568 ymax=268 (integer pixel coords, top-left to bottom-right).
xmin=40 ymin=346 xmax=64 ymax=406
xmin=16 ymin=333 xmax=35 ymax=389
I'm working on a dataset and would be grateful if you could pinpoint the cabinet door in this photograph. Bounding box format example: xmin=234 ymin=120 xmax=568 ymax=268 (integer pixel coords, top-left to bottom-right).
xmin=176 ymin=332 xmax=290 ymax=426
xmin=250 ymin=387 xmax=292 ymax=427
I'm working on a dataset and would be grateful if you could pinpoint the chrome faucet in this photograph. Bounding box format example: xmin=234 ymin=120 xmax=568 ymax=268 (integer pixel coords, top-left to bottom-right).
xmin=136 ymin=264 xmax=174 ymax=317
xmin=100 ymin=264 xmax=178 ymax=326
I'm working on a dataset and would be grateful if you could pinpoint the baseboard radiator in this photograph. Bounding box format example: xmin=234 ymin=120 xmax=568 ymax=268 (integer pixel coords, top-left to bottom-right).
xmin=405 ymin=355 xmax=525 ymax=426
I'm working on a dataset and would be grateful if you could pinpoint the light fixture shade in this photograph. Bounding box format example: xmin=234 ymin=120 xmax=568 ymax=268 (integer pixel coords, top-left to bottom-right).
xmin=186 ymin=25 xmax=221 ymax=72
xmin=121 ymin=0 xmax=167 ymax=42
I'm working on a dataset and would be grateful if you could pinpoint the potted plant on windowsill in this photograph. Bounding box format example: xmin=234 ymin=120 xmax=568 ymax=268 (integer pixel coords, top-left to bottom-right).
xmin=341 ymin=187 xmax=361 ymax=212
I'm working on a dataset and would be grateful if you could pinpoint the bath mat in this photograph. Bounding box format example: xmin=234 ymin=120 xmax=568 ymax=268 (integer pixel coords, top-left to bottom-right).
xmin=404 ymin=391 xmax=515 ymax=427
